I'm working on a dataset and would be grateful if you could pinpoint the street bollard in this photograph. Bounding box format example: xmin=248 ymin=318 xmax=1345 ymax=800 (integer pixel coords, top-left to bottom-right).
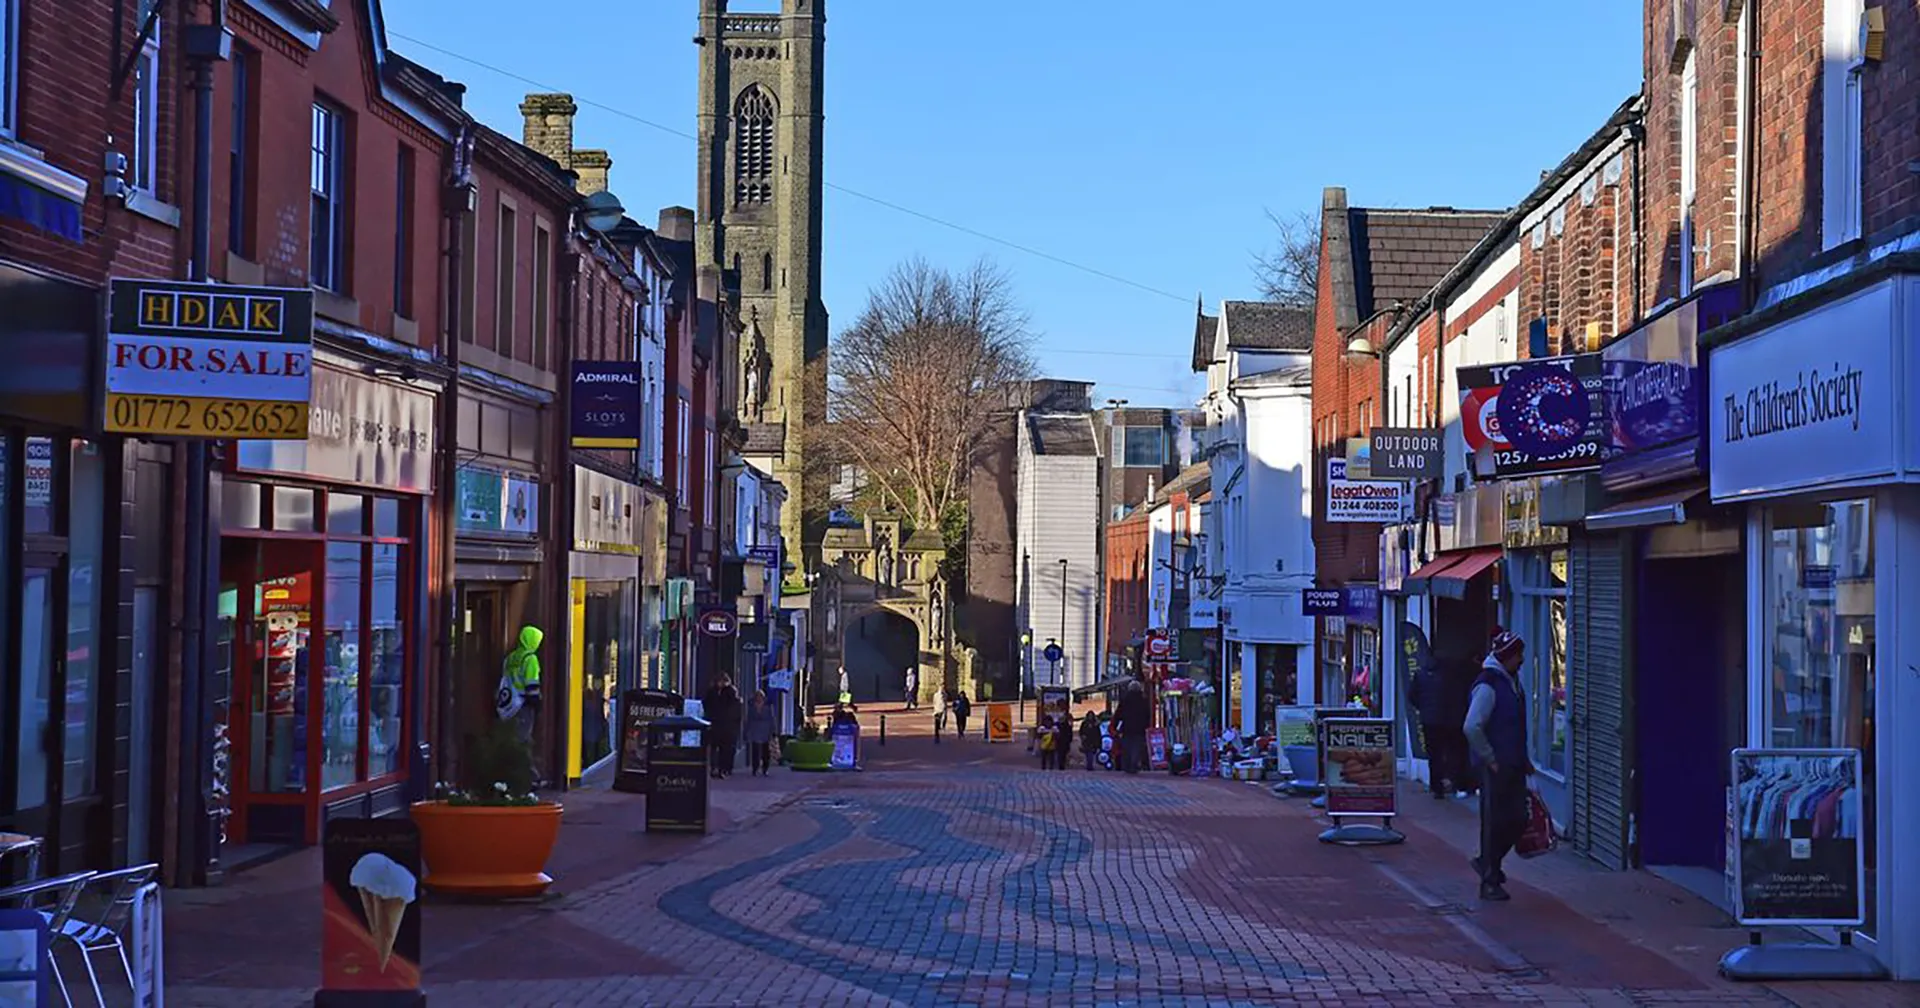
xmin=878 ymin=713 xmax=887 ymax=746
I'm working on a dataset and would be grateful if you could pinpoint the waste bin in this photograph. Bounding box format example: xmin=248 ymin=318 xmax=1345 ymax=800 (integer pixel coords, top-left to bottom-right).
xmin=644 ymin=715 xmax=710 ymax=834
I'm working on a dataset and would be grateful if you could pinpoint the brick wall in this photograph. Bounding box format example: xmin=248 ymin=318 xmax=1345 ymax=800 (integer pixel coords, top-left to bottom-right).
xmin=1519 ymin=144 xmax=1634 ymax=355
xmin=1105 ymin=513 xmax=1150 ymax=659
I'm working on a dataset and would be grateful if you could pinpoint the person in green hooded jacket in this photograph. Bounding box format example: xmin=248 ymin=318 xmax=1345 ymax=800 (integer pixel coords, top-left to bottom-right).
xmin=499 ymin=626 xmax=545 ymax=766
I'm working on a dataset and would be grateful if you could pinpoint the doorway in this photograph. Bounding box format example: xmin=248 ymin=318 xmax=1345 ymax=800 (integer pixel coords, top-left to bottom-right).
xmin=844 ymin=610 xmax=918 ymax=704
xmin=219 ymin=537 xmax=321 ymax=846
xmin=455 ymin=584 xmax=508 ymax=777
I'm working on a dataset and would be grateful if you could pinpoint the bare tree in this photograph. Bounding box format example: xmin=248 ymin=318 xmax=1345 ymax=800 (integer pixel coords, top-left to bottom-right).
xmin=1251 ymin=208 xmax=1321 ymax=307
xmin=825 ymin=258 xmax=1036 ymax=534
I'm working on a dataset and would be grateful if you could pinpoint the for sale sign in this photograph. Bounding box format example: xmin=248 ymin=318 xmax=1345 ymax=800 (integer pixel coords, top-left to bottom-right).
xmin=104 ymin=279 xmax=314 ymax=439
xmin=1325 ymin=457 xmax=1408 ymax=524
xmin=1320 ymin=717 xmax=1396 ymax=817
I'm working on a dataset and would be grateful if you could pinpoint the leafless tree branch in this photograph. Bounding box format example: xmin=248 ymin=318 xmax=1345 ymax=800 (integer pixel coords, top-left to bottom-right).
xmin=1251 ymin=208 xmax=1321 ymax=307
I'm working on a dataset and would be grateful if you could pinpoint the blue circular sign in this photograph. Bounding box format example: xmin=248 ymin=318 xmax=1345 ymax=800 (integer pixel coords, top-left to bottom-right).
xmin=1043 ymin=643 xmax=1064 ymax=663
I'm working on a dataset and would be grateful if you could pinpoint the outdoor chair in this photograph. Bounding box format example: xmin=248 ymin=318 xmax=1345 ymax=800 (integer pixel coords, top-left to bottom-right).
xmin=50 ymin=863 xmax=159 ymax=1007
xmin=0 ymin=870 xmax=96 ymax=1007
xmin=0 ymin=834 xmax=42 ymax=886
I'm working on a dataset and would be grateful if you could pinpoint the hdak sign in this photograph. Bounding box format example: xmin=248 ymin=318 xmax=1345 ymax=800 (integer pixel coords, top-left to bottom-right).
xmin=697 ymin=609 xmax=737 ymax=637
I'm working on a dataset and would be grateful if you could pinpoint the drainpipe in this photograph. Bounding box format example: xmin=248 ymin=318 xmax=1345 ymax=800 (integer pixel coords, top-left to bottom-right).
xmin=437 ymin=126 xmax=477 ymax=791
xmin=1739 ymin=0 xmax=1762 ymax=307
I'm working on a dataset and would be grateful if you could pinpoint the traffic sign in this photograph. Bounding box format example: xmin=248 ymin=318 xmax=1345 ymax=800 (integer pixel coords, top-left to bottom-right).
xmin=1042 ymin=642 xmax=1063 ymax=664
xmin=697 ymin=609 xmax=737 ymax=637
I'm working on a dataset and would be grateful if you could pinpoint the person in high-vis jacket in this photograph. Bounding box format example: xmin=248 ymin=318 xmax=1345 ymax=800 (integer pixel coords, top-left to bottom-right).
xmin=499 ymin=626 xmax=545 ymax=772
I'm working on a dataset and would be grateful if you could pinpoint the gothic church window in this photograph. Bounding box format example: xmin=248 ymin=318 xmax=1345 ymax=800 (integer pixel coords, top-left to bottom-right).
xmin=733 ymin=86 xmax=775 ymax=205
xmin=761 ymin=253 xmax=773 ymax=292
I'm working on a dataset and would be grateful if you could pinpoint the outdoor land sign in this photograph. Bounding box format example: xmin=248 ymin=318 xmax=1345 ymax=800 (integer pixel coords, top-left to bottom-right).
xmin=104 ymin=278 xmax=314 ymax=439
xmin=1368 ymin=427 xmax=1444 ymax=479
xmin=1321 ymin=717 xmax=1396 ymax=817
xmin=570 ymin=361 xmax=642 ymax=449
xmin=1730 ymin=748 xmax=1867 ymax=927
xmin=1458 ymin=352 xmax=1612 ymax=477
xmin=317 ymin=818 xmax=423 ymax=1003
xmin=1326 ymin=457 xmax=1409 ymax=524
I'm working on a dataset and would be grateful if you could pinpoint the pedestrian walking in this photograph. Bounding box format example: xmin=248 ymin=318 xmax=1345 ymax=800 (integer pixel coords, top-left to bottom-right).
xmin=1116 ymin=679 xmax=1150 ymax=775
xmin=1050 ymin=714 xmax=1072 ymax=770
xmin=904 ymin=666 xmax=918 ymax=710
xmin=838 ymin=666 xmax=851 ymax=702
xmin=744 ymin=689 xmax=776 ymax=776
xmin=1036 ymin=713 xmax=1058 ymax=768
xmin=701 ymin=675 xmax=743 ymax=779
xmin=1410 ymin=651 xmax=1457 ymax=799
xmin=932 ymin=686 xmax=949 ymax=742
xmin=952 ymin=691 xmax=971 ymax=740
xmin=1079 ymin=711 xmax=1102 ymax=770
xmin=495 ymin=624 xmax=545 ymax=783
xmin=1465 ymin=630 xmax=1533 ymax=902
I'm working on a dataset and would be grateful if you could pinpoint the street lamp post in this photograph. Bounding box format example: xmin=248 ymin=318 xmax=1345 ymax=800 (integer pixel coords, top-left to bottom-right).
xmin=1057 ymin=558 xmax=1069 ymax=685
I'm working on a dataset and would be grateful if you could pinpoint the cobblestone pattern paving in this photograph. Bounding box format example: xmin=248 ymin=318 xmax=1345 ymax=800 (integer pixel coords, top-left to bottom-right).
xmin=165 ymin=720 xmax=1920 ymax=1007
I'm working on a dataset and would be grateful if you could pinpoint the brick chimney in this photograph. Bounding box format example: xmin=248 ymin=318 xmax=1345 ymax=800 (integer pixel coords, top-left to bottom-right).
xmin=518 ymin=93 xmax=577 ymax=167
xmin=658 ymin=206 xmax=695 ymax=241
xmin=571 ymin=150 xmax=612 ymax=195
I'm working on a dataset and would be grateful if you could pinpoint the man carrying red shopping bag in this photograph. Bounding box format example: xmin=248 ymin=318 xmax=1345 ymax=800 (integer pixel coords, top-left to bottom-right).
xmin=1463 ymin=629 xmax=1535 ymax=902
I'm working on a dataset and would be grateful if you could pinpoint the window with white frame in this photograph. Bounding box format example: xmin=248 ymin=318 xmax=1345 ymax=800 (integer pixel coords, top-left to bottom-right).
xmin=675 ymin=401 xmax=690 ymax=507
xmin=1821 ymin=0 xmax=1865 ymax=249
xmin=702 ymin=430 xmax=716 ymax=526
xmin=131 ymin=17 xmax=161 ymax=193
xmin=310 ymin=102 xmax=348 ymax=291
xmin=1679 ymin=52 xmax=1697 ymax=296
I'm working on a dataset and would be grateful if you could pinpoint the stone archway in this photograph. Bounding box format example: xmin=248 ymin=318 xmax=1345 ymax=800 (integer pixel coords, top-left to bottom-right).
xmin=843 ymin=607 xmax=920 ymax=704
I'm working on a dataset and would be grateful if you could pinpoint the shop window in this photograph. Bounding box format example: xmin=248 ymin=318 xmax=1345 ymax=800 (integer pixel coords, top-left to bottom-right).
xmin=273 ymin=486 xmax=314 ymax=532
xmin=373 ymin=497 xmax=401 ymax=539
xmin=322 ymin=542 xmax=362 ymax=789
xmin=1765 ymin=498 xmax=1875 ymax=934
xmin=14 ymin=567 xmax=53 ymax=809
xmin=328 ymin=492 xmax=363 ymax=535
xmin=1512 ymin=549 xmax=1570 ymax=779
xmin=369 ymin=544 xmax=404 ymax=777
xmin=23 ymin=436 xmax=52 ymax=534
xmin=63 ymin=441 xmax=102 ymax=799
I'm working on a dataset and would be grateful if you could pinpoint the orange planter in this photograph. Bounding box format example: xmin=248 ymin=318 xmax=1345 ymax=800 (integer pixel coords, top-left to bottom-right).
xmin=411 ymin=800 xmax=563 ymax=898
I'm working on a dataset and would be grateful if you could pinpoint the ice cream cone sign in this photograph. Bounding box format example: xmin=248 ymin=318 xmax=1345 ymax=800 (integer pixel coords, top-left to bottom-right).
xmin=349 ymin=853 xmax=417 ymax=972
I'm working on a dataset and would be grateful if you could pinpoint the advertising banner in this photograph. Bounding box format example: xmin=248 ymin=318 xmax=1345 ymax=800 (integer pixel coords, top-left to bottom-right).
xmin=829 ymin=721 xmax=859 ymax=769
xmin=1147 ymin=728 xmax=1168 ymax=770
xmin=105 ymin=279 xmax=315 ymax=440
xmin=613 ymin=689 xmax=682 ymax=794
xmin=986 ymin=703 xmax=1015 ymax=743
xmin=1395 ymin=622 xmax=1433 ymax=761
xmin=1038 ymin=685 xmax=1071 ymax=720
xmin=1730 ymin=748 xmax=1866 ymax=927
xmin=1321 ymin=717 xmax=1396 ymax=816
xmin=1326 ymin=457 xmax=1408 ymax=524
xmin=319 ymin=818 xmax=423 ymax=998
xmin=1273 ymin=704 xmax=1316 ymax=748
xmin=1459 ymin=353 xmax=1611 ymax=477
xmin=1368 ymin=427 xmax=1444 ymax=479
xmin=570 ymin=361 xmax=642 ymax=449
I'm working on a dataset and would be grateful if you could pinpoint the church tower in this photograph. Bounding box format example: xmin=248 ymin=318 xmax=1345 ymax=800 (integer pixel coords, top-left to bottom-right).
xmin=696 ymin=0 xmax=828 ymax=561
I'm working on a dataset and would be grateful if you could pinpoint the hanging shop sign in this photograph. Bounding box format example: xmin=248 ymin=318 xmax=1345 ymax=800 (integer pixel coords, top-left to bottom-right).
xmin=1326 ymin=457 xmax=1409 ymax=524
xmin=1707 ymin=279 xmax=1901 ymax=502
xmin=570 ymin=361 xmax=642 ymax=449
xmin=236 ymin=363 xmax=435 ymax=491
xmin=104 ymin=278 xmax=315 ymax=439
xmin=738 ymin=622 xmax=770 ymax=654
xmin=1320 ymin=717 xmax=1396 ymax=816
xmin=1458 ymin=353 xmax=1611 ymax=477
xmin=1600 ymin=284 xmax=1740 ymax=490
xmin=697 ymin=609 xmax=737 ymax=637
xmin=319 ymin=818 xmax=423 ymax=996
xmin=1729 ymin=748 xmax=1866 ymax=927
xmin=1368 ymin=427 xmax=1444 ymax=479
xmin=573 ymin=466 xmax=644 ymax=554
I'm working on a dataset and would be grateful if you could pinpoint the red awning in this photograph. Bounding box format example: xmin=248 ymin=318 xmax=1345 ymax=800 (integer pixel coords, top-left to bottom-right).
xmin=1404 ymin=547 xmax=1502 ymax=600
xmin=1403 ymin=553 xmax=1465 ymax=592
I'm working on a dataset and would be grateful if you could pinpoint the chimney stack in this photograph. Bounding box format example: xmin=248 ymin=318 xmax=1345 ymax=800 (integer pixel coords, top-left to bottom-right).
xmin=518 ymin=93 xmax=577 ymax=167
xmin=658 ymin=206 xmax=695 ymax=241
xmin=571 ymin=150 xmax=612 ymax=195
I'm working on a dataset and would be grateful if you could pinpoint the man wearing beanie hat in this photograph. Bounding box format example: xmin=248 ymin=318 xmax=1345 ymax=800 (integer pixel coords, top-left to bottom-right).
xmin=1464 ymin=629 xmax=1532 ymax=901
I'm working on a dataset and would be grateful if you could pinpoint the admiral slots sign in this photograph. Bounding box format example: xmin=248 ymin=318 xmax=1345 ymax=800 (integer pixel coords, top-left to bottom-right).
xmin=104 ymin=279 xmax=315 ymax=439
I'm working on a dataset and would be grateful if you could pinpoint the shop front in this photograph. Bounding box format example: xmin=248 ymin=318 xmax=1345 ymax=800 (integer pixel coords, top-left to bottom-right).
xmin=1705 ymin=269 xmax=1920 ymax=977
xmin=567 ymin=465 xmax=652 ymax=783
xmin=221 ymin=359 xmax=437 ymax=847
xmin=0 ymin=265 xmax=134 ymax=873
xmin=1220 ymin=594 xmax=1310 ymax=736
xmin=1502 ymin=480 xmax=1572 ymax=824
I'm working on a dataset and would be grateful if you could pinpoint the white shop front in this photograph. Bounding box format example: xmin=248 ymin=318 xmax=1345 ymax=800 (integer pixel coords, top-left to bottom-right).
xmin=1706 ymin=270 xmax=1920 ymax=978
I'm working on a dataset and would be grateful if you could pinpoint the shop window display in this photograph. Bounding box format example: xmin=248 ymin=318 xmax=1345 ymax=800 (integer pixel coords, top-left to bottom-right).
xmin=1510 ymin=549 xmax=1569 ymax=779
xmin=323 ymin=542 xmax=361 ymax=789
xmin=369 ymin=544 xmax=405 ymax=777
xmin=1765 ymin=498 xmax=1875 ymax=935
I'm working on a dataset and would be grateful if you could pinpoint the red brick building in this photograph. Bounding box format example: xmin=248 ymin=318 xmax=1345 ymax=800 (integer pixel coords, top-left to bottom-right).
xmin=1104 ymin=508 xmax=1151 ymax=670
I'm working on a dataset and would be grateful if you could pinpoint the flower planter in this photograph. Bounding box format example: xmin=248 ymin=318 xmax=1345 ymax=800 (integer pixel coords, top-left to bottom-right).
xmin=785 ymin=739 xmax=834 ymax=772
xmin=411 ymin=800 xmax=563 ymax=898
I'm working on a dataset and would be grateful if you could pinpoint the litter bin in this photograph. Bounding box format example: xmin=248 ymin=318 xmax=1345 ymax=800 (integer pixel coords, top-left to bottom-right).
xmin=644 ymin=714 xmax=711 ymax=834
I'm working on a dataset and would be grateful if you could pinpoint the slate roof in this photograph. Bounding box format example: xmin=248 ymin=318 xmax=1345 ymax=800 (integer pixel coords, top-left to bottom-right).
xmin=1221 ymin=301 xmax=1313 ymax=352
xmin=1347 ymin=208 xmax=1505 ymax=316
xmin=1191 ymin=311 xmax=1219 ymax=371
xmin=1027 ymin=414 xmax=1098 ymax=457
xmin=1152 ymin=461 xmax=1211 ymax=504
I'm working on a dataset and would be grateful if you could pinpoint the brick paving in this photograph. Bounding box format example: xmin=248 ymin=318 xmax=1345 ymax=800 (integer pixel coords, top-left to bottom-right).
xmin=161 ymin=707 xmax=1920 ymax=1006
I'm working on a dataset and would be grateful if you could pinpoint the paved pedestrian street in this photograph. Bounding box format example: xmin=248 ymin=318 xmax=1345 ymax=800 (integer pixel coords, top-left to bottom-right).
xmin=163 ymin=712 xmax=1916 ymax=1007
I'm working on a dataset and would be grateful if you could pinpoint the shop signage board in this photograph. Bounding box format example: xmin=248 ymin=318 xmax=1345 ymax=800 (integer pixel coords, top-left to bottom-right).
xmin=236 ymin=363 xmax=435 ymax=492
xmin=1147 ymin=728 xmax=1169 ymax=770
xmin=570 ymin=361 xmax=642 ymax=449
xmin=456 ymin=467 xmax=539 ymax=536
xmin=737 ymin=622 xmax=770 ymax=654
xmin=1273 ymin=704 xmax=1316 ymax=748
xmin=1321 ymin=717 xmax=1396 ymax=816
xmin=613 ymin=688 xmax=682 ymax=794
xmin=1188 ymin=595 xmax=1219 ymax=628
xmin=1459 ymin=353 xmax=1611 ymax=477
xmin=129 ymin=882 xmax=164 ymax=1007
xmin=986 ymin=703 xmax=1014 ymax=742
xmin=1303 ymin=589 xmax=1345 ymax=616
xmin=1326 ymin=457 xmax=1409 ymax=524
xmin=1302 ymin=586 xmax=1380 ymax=620
xmin=1368 ymin=427 xmax=1444 ymax=479
xmin=1729 ymin=748 xmax=1866 ymax=927
xmin=697 ymin=609 xmax=737 ymax=637
xmin=318 ymin=818 xmax=423 ymax=1002
xmin=1707 ymin=281 xmax=1897 ymax=502
xmin=830 ymin=721 xmax=858 ymax=770
xmin=104 ymin=278 xmax=315 ymax=439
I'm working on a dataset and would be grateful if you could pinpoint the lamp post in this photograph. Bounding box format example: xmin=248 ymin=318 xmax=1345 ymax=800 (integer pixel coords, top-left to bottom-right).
xmin=1057 ymin=558 xmax=1069 ymax=685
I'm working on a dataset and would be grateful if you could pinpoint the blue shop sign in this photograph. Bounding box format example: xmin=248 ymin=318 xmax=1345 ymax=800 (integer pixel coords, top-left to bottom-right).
xmin=570 ymin=361 xmax=641 ymax=450
xmin=1303 ymin=585 xmax=1380 ymax=622
xmin=1601 ymin=284 xmax=1742 ymax=491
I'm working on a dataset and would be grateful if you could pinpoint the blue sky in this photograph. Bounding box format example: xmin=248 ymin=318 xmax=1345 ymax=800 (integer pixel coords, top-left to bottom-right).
xmin=384 ymin=2 xmax=1642 ymax=408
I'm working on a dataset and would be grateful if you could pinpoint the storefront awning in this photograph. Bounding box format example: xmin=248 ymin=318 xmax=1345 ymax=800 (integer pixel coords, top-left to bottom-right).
xmin=1404 ymin=547 xmax=1502 ymax=600
xmin=1584 ymin=485 xmax=1703 ymax=531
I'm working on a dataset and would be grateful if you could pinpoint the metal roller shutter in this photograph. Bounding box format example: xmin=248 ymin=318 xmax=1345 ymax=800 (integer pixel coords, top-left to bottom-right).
xmin=1570 ymin=532 xmax=1632 ymax=869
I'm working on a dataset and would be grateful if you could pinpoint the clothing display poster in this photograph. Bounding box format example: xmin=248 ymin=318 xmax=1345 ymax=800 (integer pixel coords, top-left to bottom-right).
xmin=1730 ymin=748 xmax=1865 ymax=927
